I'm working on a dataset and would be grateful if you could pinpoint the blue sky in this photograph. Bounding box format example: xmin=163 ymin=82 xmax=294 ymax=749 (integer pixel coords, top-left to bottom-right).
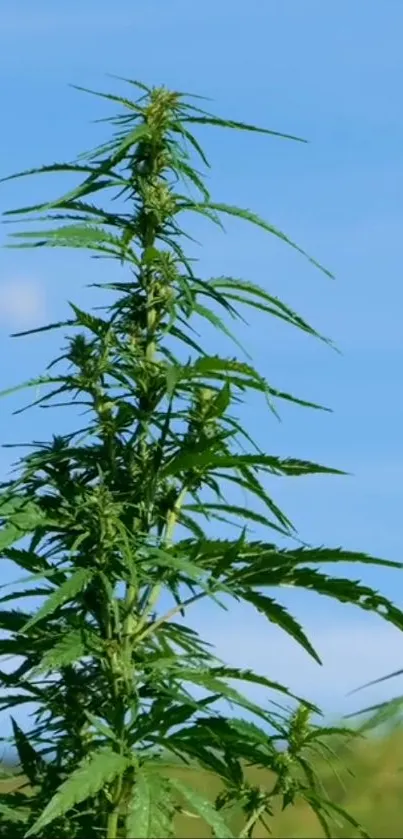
xmin=1 ymin=0 xmax=403 ymax=730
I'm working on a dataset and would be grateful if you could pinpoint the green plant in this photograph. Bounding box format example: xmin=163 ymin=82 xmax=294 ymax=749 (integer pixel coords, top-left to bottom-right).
xmin=0 ymin=77 xmax=402 ymax=838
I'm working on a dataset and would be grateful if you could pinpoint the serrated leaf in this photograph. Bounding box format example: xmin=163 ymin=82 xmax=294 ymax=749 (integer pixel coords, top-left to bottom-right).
xmin=183 ymin=502 xmax=279 ymax=531
xmin=33 ymin=630 xmax=86 ymax=674
xmin=0 ymin=609 xmax=33 ymax=632
xmin=171 ymin=665 xmax=316 ymax=720
xmin=182 ymin=112 xmax=306 ymax=143
xmin=0 ymin=802 xmax=29 ymax=823
xmin=11 ymin=718 xmax=47 ymax=786
xmin=279 ymin=545 xmax=403 ymax=571
xmin=125 ymin=770 xmax=175 ymax=838
xmin=287 ymin=569 xmax=403 ymax=632
xmin=0 ymin=586 xmax=53 ymax=605
xmin=211 ymin=276 xmax=332 ymax=346
xmin=163 ymin=450 xmax=345 ymax=478
xmin=21 ymin=567 xmax=93 ymax=632
xmin=25 ymin=749 xmax=129 ymax=836
xmin=241 ymin=591 xmax=321 ymax=663
xmin=209 ymin=666 xmax=318 ymax=712
xmin=192 ymin=301 xmax=250 ymax=356
xmin=305 ymin=793 xmax=370 ymax=839
xmin=0 ymin=497 xmax=45 ymax=549
xmin=202 ymin=202 xmax=334 ymax=278
xmin=169 ymin=777 xmax=234 ymax=837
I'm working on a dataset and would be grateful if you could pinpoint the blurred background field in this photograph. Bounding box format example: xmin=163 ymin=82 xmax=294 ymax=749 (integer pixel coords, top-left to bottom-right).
xmin=2 ymin=725 xmax=403 ymax=837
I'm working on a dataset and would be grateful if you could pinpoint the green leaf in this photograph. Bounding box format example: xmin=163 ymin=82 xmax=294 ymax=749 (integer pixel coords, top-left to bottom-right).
xmin=348 ymin=667 xmax=403 ymax=697
xmin=21 ymin=567 xmax=93 ymax=632
xmin=287 ymin=569 xmax=403 ymax=633
xmin=183 ymin=502 xmax=280 ymax=531
xmin=186 ymin=202 xmax=333 ymax=278
xmin=163 ymin=450 xmax=345 ymax=478
xmin=11 ymin=718 xmax=47 ymax=786
xmin=0 ymin=586 xmax=51 ymax=605
xmin=25 ymin=749 xmax=129 ymax=836
xmin=125 ymin=770 xmax=175 ymax=838
xmin=0 ymin=496 xmax=45 ymax=549
xmin=169 ymin=777 xmax=234 ymax=837
xmin=182 ymin=113 xmax=306 ymax=143
xmin=192 ymin=301 xmax=250 ymax=356
xmin=0 ymin=609 xmax=33 ymax=632
xmin=211 ymin=276 xmax=333 ymax=346
xmin=0 ymin=374 xmax=59 ymax=400
xmin=0 ymin=802 xmax=29 ymax=823
xmin=241 ymin=591 xmax=321 ymax=663
xmin=276 ymin=545 xmax=403 ymax=571
xmin=209 ymin=666 xmax=318 ymax=712
xmin=8 ymin=224 xmax=137 ymax=261
xmin=33 ymin=630 xmax=87 ymax=674
xmin=304 ymin=793 xmax=370 ymax=839
xmin=172 ymin=665 xmax=316 ymax=717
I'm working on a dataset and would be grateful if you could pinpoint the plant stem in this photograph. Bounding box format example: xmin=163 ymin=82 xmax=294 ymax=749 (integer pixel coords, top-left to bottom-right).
xmin=106 ymin=808 xmax=119 ymax=839
xmin=135 ymin=484 xmax=188 ymax=635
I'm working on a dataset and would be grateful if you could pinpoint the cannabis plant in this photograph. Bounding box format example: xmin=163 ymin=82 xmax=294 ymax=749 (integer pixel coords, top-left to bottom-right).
xmin=0 ymin=77 xmax=402 ymax=839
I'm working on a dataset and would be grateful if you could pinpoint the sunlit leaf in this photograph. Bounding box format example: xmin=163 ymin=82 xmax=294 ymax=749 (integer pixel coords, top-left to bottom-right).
xmin=25 ymin=749 xmax=129 ymax=836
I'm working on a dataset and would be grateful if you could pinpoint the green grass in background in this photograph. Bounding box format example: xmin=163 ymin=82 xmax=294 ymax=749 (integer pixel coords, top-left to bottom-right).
xmin=2 ymin=727 xmax=403 ymax=837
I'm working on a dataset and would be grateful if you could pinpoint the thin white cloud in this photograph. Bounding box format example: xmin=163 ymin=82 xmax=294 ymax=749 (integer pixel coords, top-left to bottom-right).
xmin=0 ymin=279 xmax=47 ymax=331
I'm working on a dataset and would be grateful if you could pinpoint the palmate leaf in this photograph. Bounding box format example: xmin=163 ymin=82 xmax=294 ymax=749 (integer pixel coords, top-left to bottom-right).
xmin=287 ymin=569 xmax=403 ymax=633
xmin=143 ymin=545 xmax=213 ymax=589
xmin=163 ymin=450 xmax=346 ymax=478
xmin=0 ymin=496 xmax=45 ymax=550
xmin=346 ymin=695 xmax=403 ymax=731
xmin=271 ymin=544 xmax=403 ymax=571
xmin=33 ymin=629 xmax=87 ymax=674
xmin=2 ymin=180 xmax=115 ymax=222
xmin=188 ymin=355 xmax=264 ymax=386
xmin=125 ymin=770 xmax=176 ymax=838
xmin=213 ymin=470 xmax=295 ymax=535
xmin=0 ymin=373 xmax=60 ymax=400
xmin=0 ymin=609 xmax=33 ymax=632
xmin=180 ymin=201 xmax=333 ymax=278
xmin=186 ymin=716 xmax=280 ymax=770
xmin=25 ymin=748 xmax=130 ymax=837
xmin=241 ymin=591 xmax=321 ymax=664
xmin=192 ymin=301 xmax=250 ymax=356
xmin=197 ymin=715 xmax=279 ymax=762
xmin=210 ymin=276 xmax=333 ymax=347
xmin=169 ymin=776 xmax=234 ymax=838
xmin=1 ymin=76 xmax=396 ymax=839
xmin=346 ymin=666 xmax=403 ymax=730
xmin=7 ymin=224 xmax=139 ymax=263
xmin=210 ymin=666 xmax=319 ymax=712
xmin=0 ymin=801 xmax=30 ymax=823
xmin=183 ymin=502 xmax=286 ymax=533
xmin=304 ymin=793 xmax=370 ymax=839
xmin=263 ymin=384 xmax=331 ymax=412
xmin=350 ymin=666 xmax=403 ymax=695
xmin=11 ymin=718 xmax=47 ymax=786
xmin=172 ymin=664 xmax=318 ymax=717
xmin=181 ymin=110 xmax=307 ymax=144
xmin=229 ymin=543 xmax=403 ymax=578
xmin=168 ymin=667 xmax=285 ymax=722
xmin=160 ymin=731 xmax=235 ymax=779
xmin=235 ymin=565 xmax=403 ymax=634
xmin=0 ymin=161 xmax=99 ymax=188
xmin=21 ymin=567 xmax=94 ymax=632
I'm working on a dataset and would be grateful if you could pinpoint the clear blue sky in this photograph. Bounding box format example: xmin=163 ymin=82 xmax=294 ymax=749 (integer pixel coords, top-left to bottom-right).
xmin=1 ymin=0 xmax=403 ymax=728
